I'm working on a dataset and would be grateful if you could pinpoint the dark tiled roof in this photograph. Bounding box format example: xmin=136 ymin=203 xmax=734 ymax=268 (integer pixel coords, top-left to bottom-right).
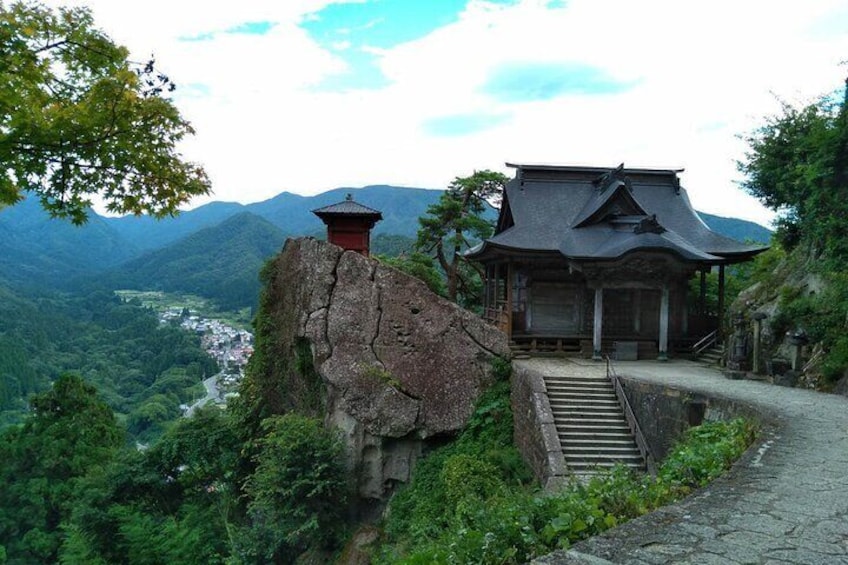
xmin=468 ymin=164 xmax=766 ymax=264
xmin=312 ymin=195 xmax=383 ymax=219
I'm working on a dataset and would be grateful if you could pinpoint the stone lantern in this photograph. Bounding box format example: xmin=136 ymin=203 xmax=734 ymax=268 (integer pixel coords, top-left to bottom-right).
xmin=787 ymin=328 xmax=809 ymax=371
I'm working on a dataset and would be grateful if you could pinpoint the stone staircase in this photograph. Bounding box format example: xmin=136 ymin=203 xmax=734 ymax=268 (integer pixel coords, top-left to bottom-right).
xmin=544 ymin=372 xmax=645 ymax=475
xmin=697 ymin=344 xmax=725 ymax=366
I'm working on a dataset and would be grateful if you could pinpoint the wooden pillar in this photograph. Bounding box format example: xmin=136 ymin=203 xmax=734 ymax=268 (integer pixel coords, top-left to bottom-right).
xmin=593 ymin=287 xmax=603 ymax=361
xmin=633 ymin=289 xmax=641 ymax=334
xmin=681 ymin=285 xmax=689 ymax=335
xmin=717 ymin=264 xmax=726 ymax=343
xmin=482 ymin=265 xmax=490 ymax=313
xmin=493 ymin=263 xmax=501 ymax=305
xmin=506 ymin=262 xmax=514 ymax=337
xmin=486 ymin=264 xmax=495 ymax=313
xmin=658 ymin=285 xmax=669 ymax=361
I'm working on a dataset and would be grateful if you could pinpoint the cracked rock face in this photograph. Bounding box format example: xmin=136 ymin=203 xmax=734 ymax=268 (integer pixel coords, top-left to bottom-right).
xmin=270 ymin=238 xmax=510 ymax=500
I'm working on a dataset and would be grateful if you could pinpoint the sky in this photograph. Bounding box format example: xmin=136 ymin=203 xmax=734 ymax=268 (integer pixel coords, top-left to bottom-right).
xmin=42 ymin=0 xmax=848 ymax=227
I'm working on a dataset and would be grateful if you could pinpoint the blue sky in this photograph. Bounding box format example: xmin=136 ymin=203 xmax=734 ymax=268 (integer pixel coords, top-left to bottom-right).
xmin=42 ymin=0 xmax=848 ymax=226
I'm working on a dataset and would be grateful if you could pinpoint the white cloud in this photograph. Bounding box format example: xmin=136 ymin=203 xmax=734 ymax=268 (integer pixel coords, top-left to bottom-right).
xmin=39 ymin=0 xmax=848 ymax=226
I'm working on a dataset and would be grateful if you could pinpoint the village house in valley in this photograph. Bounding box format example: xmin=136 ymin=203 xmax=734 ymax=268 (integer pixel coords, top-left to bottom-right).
xmin=468 ymin=163 xmax=767 ymax=360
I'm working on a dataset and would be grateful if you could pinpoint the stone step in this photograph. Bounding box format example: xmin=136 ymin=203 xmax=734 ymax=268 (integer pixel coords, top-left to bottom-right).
xmin=564 ymin=444 xmax=641 ymax=455
xmin=563 ymin=450 xmax=642 ymax=467
xmin=540 ymin=372 xmax=646 ymax=474
xmin=553 ymin=408 xmax=625 ymax=418
xmin=550 ymin=402 xmax=621 ymax=411
xmin=545 ymin=376 xmax=612 ymax=384
xmin=546 ymin=388 xmax=617 ymax=397
xmin=545 ymin=381 xmax=614 ymax=390
xmin=566 ymin=460 xmax=645 ymax=472
xmin=559 ymin=430 xmax=634 ymax=440
xmin=548 ymin=397 xmax=620 ymax=407
xmin=558 ymin=422 xmax=631 ymax=432
xmin=545 ymin=384 xmax=615 ymax=395
xmin=551 ymin=407 xmax=627 ymax=418
xmin=544 ymin=376 xmax=611 ymax=384
xmin=562 ymin=437 xmax=638 ymax=447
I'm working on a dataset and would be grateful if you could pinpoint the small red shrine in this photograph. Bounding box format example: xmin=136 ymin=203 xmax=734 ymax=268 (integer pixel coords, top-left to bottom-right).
xmin=312 ymin=194 xmax=383 ymax=256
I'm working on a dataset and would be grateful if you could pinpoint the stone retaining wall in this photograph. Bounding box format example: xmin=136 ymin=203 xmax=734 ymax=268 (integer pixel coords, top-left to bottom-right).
xmin=511 ymin=360 xmax=771 ymax=491
xmin=618 ymin=375 xmax=769 ymax=460
xmin=511 ymin=364 xmax=567 ymax=489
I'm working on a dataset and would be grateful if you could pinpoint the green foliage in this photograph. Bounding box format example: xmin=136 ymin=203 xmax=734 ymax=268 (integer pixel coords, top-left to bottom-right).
xmin=656 ymin=419 xmax=757 ymax=491
xmin=491 ymin=356 xmax=513 ymax=382
xmin=0 ymin=285 xmax=218 ymax=441
xmin=371 ymin=234 xmax=416 ymax=257
xmin=769 ymin=271 xmax=848 ymax=382
xmin=688 ymin=269 xmax=747 ymax=317
xmin=416 ymin=170 xmax=508 ymax=305
xmin=378 ymin=380 xmax=532 ymax=560
xmin=243 ymin=414 xmax=349 ymax=563
xmin=0 ymin=375 xmax=123 ymax=563
xmin=61 ymin=407 xmax=242 ymax=564
xmin=378 ymin=418 xmax=755 ymax=564
xmin=231 ymin=257 xmax=326 ymax=437
xmin=738 ymin=81 xmax=848 ymax=381
xmin=441 ymin=455 xmax=504 ymax=506
xmin=0 ymin=1 xmax=209 ymax=223
xmin=378 ymin=252 xmax=447 ymax=296
xmin=739 ymin=87 xmax=848 ymax=264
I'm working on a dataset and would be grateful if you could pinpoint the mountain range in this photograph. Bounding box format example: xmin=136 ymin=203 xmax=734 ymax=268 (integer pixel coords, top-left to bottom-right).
xmin=0 ymin=185 xmax=772 ymax=308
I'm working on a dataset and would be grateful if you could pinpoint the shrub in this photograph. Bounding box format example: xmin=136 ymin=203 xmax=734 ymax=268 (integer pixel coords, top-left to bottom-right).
xmin=243 ymin=414 xmax=349 ymax=562
xmin=441 ymin=454 xmax=503 ymax=505
xmin=377 ymin=417 xmax=756 ymax=564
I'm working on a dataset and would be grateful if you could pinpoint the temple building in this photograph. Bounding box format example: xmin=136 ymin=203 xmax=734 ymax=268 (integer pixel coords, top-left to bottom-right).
xmin=466 ymin=163 xmax=767 ymax=360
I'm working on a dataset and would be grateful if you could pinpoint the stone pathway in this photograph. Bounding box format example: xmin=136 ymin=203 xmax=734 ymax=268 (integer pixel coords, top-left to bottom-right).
xmin=520 ymin=358 xmax=848 ymax=565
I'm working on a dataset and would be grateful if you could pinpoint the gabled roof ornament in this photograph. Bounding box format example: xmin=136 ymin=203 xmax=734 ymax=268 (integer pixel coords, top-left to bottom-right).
xmin=594 ymin=163 xmax=632 ymax=193
xmin=634 ymin=214 xmax=666 ymax=235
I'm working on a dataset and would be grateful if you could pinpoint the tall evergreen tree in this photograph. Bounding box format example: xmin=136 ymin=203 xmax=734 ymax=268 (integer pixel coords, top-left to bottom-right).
xmin=416 ymin=170 xmax=507 ymax=304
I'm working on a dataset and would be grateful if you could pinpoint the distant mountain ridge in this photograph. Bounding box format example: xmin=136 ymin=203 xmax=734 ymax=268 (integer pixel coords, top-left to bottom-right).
xmin=697 ymin=211 xmax=772 ymax=246
xmin=0 ymin=185 xmax=772 ymax=306
xmin=102 ymin=185 xmax=445 ymax=251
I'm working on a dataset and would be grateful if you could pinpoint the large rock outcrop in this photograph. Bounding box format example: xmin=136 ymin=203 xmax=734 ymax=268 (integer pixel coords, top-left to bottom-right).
xmin=261 ymin=238 xmax=510 ymax=500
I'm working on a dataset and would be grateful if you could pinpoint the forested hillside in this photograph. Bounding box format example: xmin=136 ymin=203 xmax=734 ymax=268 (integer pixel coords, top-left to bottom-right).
xmin=0 ymin=198 xmax=138 ymax=289
xmin=89 ymin=212 xmax=287 ymax=311
xmin=0 ymin=284 xmax=217 ymax=438
xmin=735 ymin=81 xmax=848 ymax=386
xmin=698 ymin=211 xmax=771 ymax=244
